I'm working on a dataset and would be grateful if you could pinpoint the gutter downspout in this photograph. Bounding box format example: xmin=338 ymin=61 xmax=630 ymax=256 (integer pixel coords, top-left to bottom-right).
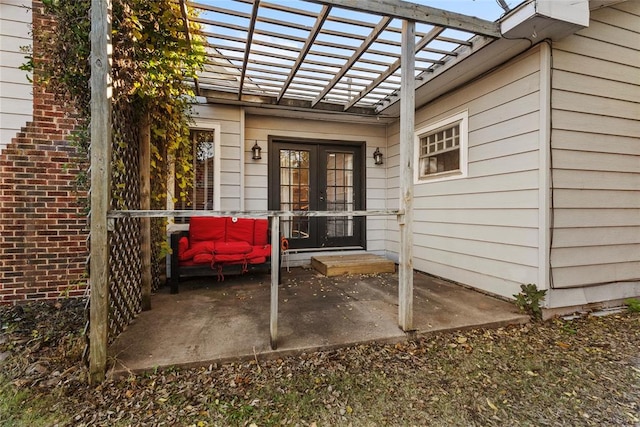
xmin=538 ymin=41 xmax=552 ymax=300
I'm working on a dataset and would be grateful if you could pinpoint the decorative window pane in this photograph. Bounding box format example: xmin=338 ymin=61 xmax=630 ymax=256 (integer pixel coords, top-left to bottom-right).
xmin=418 ymin=121 xmax=461 ymax=177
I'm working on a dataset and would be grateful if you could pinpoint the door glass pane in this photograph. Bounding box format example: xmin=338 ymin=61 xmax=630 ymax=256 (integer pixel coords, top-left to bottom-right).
xmin=280 ymin=149 xmax=310 ymax=241
xmin=326 ymin=152 xmax=354 ymax=238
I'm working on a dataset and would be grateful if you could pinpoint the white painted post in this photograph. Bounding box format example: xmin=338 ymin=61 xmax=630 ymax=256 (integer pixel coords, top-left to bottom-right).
xmin=398 ymin=20 xmax=415 ymax=332
xmin=89 ymin=0 xmax=112 ymax=384
xmin=270 ymin=216 xmax=280 ymax=349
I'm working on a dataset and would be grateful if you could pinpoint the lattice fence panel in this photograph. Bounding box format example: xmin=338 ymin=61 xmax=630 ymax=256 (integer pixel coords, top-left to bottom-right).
xmin=107 ymin=132 xmax=142 ymax=343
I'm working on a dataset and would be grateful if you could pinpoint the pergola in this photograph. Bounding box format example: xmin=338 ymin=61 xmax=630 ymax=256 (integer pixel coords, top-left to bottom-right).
xmin=88 ymin=0 xmax=506 ymax=383
xmin=185 ymin=0 xmax=500 ymax=116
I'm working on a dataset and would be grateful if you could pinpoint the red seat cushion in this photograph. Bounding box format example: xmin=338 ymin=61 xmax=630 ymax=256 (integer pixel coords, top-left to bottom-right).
xmin=181 ymin=240 xmax=214 ymax=261
xmin=190 ymin=216 xmax=226 ymax=242
xmin=193 ymin=253 xmax=213 ymax=264
xmin=247 ymin=244 xmax=271 ymax=260
xmin=225 ymin=217 xmax=255 ymax=245
xmin=214 ymin=241 xmax=252 ymax=255
xmin=212 ymin=253 xmax=247 ymax=264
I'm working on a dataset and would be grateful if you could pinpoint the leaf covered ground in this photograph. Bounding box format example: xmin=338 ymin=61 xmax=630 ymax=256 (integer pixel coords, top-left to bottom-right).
xmin=1 ymin=299 xmax=639 ymax=426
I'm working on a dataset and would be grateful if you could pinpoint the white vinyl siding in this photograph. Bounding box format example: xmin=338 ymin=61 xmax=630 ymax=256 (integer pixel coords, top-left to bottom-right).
xmin=190 ymin=106 xmax=388 ymax=257
xmin=0 ymin=0 xmax=32 ymax=149
xmin=549 ymin=1 xmax=640 ymax=290
xmin=386 ymin=47 xmax=543 ymax=299
xmin=244 ymin=114 xmax=387 ymax=254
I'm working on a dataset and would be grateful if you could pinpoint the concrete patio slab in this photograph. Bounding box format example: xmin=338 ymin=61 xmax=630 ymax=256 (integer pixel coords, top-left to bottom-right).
xmin=109 ymin=267 xmax=528 ymax=375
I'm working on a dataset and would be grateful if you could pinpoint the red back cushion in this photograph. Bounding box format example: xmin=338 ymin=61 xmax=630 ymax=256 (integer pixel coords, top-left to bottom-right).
xmin=225 ymin=217 xmax=255 ymax=244
xmin=254 ymin=219 xmax=269 ymax=246
xmin=189 ymin=217 xmax=226 ymax=242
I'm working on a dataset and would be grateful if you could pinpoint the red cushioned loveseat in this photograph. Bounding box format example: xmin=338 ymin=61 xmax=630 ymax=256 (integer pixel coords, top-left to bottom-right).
xmin=170 ymin=216 xmax=272 ymax=293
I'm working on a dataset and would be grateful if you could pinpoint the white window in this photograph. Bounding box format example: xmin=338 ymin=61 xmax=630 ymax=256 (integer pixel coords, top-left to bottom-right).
xmin=170 ymin=127 xmax=221 ymax=223
xmin=415 ymin=111 xmax=468 ymax=182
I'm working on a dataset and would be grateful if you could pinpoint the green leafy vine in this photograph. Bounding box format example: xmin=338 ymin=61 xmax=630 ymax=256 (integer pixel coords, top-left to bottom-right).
xmin=29 ymin=0 xmax=205 ymax=271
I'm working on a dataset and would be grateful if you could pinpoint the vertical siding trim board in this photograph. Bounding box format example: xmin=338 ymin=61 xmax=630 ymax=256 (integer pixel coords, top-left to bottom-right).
xmin=240 ymin=108 xmax=246 ymax=211
xmin=539 ymin=42 xmax=552 ymax=294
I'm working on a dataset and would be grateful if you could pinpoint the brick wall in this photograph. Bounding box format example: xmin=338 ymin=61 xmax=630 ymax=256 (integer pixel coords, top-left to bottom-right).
xmin=0 ymin=1 xmax=88 ymax=304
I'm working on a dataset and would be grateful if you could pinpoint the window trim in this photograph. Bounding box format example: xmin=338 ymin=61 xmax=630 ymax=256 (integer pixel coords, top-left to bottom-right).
xmin=167 ymin=124 xmax=221 ymax=212
xmin=414 ymin=110 xmax=468 ymax=183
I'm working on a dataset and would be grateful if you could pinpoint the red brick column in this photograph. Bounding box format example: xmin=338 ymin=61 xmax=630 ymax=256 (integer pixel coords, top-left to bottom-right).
xmin=0 ymin=1 xmax=88 ymax=303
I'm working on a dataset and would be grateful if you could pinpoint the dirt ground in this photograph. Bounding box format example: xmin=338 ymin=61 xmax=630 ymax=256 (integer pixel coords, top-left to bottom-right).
xmin=1 ymin=297 xmax=639 ymax=426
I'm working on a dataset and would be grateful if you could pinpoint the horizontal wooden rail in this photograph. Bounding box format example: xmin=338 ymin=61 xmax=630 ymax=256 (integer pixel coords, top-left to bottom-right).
xmin=108 ymin=207 xmax=400 ymax=351
xmin=108 ymin=209 xmax=400 ymax=219
xmin=107 ymin=209 xmax=401 ymax=350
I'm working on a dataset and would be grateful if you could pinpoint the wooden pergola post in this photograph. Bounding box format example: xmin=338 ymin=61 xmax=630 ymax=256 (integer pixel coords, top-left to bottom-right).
xmin=89 ymin=0 xmax=112 ymax=384
xmin=140 ymin=110 xmax=152 ymax=310
xmin=270 ymin=216 xmax=280 ymax=349
xmin=398 ymin=19 xmax=415 ymax=332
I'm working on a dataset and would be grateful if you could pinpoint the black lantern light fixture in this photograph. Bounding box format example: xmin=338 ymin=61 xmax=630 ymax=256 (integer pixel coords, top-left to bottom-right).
xmin=373 ymin=147 xmax=383 ymax=165
xmin=251 ymin=141 xmax=262 ymax=160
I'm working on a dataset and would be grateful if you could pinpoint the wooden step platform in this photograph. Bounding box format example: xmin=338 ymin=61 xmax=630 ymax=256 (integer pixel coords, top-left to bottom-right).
xmin=311 ymin=253 xmax=396 ymax=277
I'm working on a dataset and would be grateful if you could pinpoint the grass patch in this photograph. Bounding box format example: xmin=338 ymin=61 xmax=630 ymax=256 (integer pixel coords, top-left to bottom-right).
xmin=1 ymin=300 xmax=639 ymax=426
xmin=0 ymin=376 xmax=69 ymax=426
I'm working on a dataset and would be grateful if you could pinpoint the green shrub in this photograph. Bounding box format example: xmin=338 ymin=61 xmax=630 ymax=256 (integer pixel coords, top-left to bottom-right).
xmin=625 ymin=298 xmax=640 ymax=313
xmin=514 ymin=284 xmax=547 ymax=321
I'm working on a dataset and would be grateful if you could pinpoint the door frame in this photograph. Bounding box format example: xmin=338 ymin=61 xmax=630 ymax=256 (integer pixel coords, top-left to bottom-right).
xmin=268 ymin=136 xmax=367 ymax=250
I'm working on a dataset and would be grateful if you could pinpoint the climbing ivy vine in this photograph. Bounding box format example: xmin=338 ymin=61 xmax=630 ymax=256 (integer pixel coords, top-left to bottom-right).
xmin=34 ymin=0 xmax=204 ymax=199
xmin=30 ymin=0 xmax=205 ymax=272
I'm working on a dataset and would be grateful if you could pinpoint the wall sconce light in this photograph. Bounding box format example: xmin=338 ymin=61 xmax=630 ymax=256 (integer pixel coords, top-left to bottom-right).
xmin=251 ymin=141 xmax=262 ymax=160
xmin=373 ymin=147 xmax=383 ymax=165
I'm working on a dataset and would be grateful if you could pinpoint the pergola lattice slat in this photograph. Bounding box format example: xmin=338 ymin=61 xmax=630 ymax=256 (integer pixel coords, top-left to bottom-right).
xmin=312 ymin=15 xmax=392 ymax=107
xmin=345 ymin=26 xmax=444 ymax=110
xmin=187 ymin=0 xmax=500 ymax=113
xmin=278 ymin=5 xmax=331 ymax=102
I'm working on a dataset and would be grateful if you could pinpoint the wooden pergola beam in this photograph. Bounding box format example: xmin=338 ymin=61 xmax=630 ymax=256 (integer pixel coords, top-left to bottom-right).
xmin=179 ymin=0 xmax=200 ymax=96
xmin=277 ymin=5 xmax=331 ymax=103
xmin=311 ymin=15 xmax=392 ymax=107
xmin=309 ymin=0 xmax=500 ymax=37
xmin=200 ymin=87 xmax=379 ymax=116
xmin=238 ymin=0 xmax=261 ymax=99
